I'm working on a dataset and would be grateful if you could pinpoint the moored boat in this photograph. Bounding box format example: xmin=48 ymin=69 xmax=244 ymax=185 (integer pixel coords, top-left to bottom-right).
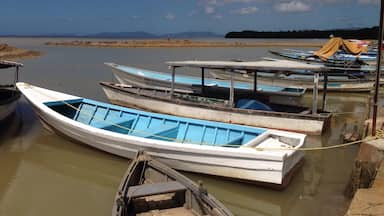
xmin=113 ymin=151 xmax=233 ymax=216
xmin=269 ymin=37 xmax=375 ymax=66
xmin=17 ymin=82 xmax=306 ymax=188
xmin=0 ymin=60 xmax=22 ymax=124
xmin=105 ymin=62 xmax=307 ymax=98
xmin=100 ymin=82 xmax=331 ymax=135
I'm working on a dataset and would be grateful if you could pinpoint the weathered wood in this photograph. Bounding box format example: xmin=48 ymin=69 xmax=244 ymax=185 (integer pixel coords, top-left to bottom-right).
xmin=128 ymin=181 xmax=186 ymax=199
xmin=312 ymin=72 xmax=319 ymax=115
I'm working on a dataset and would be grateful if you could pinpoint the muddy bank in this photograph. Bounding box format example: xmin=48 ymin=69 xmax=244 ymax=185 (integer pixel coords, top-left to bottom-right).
xmin=0 ymin=43 xmax=41 ymax=60
xmin=45 ymin=39 xmax=324 ymax=48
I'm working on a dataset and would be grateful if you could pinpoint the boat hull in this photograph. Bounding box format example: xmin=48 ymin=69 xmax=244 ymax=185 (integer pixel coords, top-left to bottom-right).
xmin=100 ymin=82 xmax=329 ymax=135
xmin=0 ymin=89 xmax=20 ymax=123
xmin=17 ymin=82 xmax=305 ymax=188
xmin=108 ymin=63 xmax=306 ymax=98
xmin=113 ymin=152 xmax=234 ymax=216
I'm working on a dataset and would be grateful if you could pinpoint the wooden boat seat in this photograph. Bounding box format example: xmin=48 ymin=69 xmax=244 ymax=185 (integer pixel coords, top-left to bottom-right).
xmin=130 ymin=125 xmax=179 ymax=141
xmin=223 ymin=135 xmax=244 ymax=147
xmin=235 ymin=99 xmax=272 ymax=111
xmin=101 ymin=118 xmax=136 ymax=133
xmin=128 ymin=181 xmax=186 ymax=199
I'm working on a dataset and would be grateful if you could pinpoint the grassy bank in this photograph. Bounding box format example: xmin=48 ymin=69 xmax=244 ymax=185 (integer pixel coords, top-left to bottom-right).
xmin=0 ymin=43 xmax=41 ymax=60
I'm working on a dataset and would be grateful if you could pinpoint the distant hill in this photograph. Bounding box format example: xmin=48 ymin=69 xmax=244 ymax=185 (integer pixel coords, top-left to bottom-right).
xmin=0 ymin=31 xmax=222 ymax=39
xmin=87 ymin=31 xmax=157 ymax=38
xmin=225 ymin=26 xmax=379 ymax=39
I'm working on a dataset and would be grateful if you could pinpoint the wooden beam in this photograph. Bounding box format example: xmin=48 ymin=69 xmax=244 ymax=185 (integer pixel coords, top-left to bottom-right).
xmin=322 ymin=72 xmax=328 ymax=111
xmin=312 ymin=72 xmax=319 ymax=115
xmin=171 ymin=66 xmax=175 ymax=96
xmin=201 ymin=67 xmax=205 ymax=94
xmin=229 ymin=70 xmax=235 ymax=107
xmin=372 ymin=0 xmax=384 ymax=136
xmin=253 ymin=70 xmax=257 ymax=93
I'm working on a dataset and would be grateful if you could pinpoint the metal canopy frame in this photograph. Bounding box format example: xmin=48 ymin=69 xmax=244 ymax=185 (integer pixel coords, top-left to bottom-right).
xmin=167 ymin=60 xmax=328 ymax=115
xmin=0 ymin=60 xmax=23 ymax=86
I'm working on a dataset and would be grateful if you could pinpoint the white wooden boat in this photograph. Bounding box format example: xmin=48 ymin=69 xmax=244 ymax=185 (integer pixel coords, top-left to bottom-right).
xmin=100 ymin=82 xmax=331 ymax=135
xmin=113 ymin=152 xmax=233 ymax=216
xmin=17 ymin=82 xmax=306 ymax=188
xmin=0 ymin=60 xmax=22 ymax=123
xmin=105 ymin=62 xmax=307 ymax=98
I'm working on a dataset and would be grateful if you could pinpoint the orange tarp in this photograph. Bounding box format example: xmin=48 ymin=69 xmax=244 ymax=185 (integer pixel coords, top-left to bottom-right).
xmin=314 ymin=37 xmax=368 ymax=60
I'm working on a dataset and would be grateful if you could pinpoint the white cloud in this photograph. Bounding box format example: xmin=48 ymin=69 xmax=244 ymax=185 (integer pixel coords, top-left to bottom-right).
xmin=165 ymin=13 xmax=175 ymax=20
xmin=232 ymin=6 xmax=259 ymax=14
xmin=274 ymin=1 xmax=311 ymax=12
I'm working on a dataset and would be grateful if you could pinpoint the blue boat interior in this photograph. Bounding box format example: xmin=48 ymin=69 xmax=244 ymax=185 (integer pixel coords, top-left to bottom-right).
xmin=116 ymin=65 xmax=305 ymax=94
xmin=235 ymin=99 xmax=273 ymax=111
xmin=45 ymin=99 xmax=266 ymax=147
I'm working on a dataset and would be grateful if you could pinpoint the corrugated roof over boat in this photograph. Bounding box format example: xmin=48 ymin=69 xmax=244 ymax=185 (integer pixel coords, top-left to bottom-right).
xmin=166 ymin=59 xmax=324 ymax=71
xmin=0 ymin=60 xmax=23 ymax=69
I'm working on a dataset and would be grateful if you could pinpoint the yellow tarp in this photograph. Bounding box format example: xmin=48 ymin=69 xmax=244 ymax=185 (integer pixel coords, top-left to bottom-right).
xmin=314 ymin=37 xmax=368 ymax=60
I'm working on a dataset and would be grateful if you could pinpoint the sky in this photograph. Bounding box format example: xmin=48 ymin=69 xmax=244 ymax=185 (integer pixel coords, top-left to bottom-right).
xmin=0 ymin=0 xmax=381 ymax=35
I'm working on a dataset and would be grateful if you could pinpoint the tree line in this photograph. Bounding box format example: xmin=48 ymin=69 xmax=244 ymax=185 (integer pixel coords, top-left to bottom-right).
xmin=225 ymin=26 xmax=379 ymax=39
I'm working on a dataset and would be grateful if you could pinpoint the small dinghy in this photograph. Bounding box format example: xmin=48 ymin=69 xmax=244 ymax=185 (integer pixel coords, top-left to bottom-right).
xmin=113 ymin=152 xmax=233 ymax=216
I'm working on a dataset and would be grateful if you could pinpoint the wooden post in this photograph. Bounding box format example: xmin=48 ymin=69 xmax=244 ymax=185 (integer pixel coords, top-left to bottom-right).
xmin=312 ymin=72 xmax=319 ymax=115
xmin=15 ymin=66 xmax=19 ymax=84
xmin=171 ymin=66 xmax=175 ymax=96
xmin=322 ymin=71 xmax=328 ymax=111
xmin=372 ymin=0 xmax=384 ymax=136
xmin=201 ymin=67 xmax=205 ymax=94
xmin=253 ymin=70 xmax=257 ymax=93
xmin=229 ymin=70 xmax=235 ymax=107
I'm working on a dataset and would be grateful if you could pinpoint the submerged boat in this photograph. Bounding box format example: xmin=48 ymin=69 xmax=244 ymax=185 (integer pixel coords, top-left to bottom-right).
xmin=0 ymin=60 xmax=22 ymax=123
xmin=17 ymin=82 xmax=306 ymax=188
xmin=113 ymin=152 xmax=233 ymax=216
xmin=104 ymin=62 xmax=307 ymax=98
xmin=100 ymin=81 xmax=330 ymax=135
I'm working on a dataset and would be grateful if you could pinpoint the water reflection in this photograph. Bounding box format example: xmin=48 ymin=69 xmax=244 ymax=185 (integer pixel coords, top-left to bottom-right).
xmin=0 ymin=38 xmax=373 ymax=216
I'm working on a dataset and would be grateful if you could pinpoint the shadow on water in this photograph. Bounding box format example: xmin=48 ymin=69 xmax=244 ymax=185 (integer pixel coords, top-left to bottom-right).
xmin=0 ymin=99 xmax=128 ymax=216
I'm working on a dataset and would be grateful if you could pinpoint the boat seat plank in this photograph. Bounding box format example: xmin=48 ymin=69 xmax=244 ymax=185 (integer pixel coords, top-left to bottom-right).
xmin=101 ymin=118 xmax=136 ymax=134
xmin=145 ymin=125 xmax=179 ymax=141
xmin=137 ymin=207 xmax=196 ymax=216
xmin=131 ymin=125 xmax=179 ymax=141
xmin=128 ymin=181 xmax=186 ymax=199
xmin=224 ymin=135 xmax=244 ymax=147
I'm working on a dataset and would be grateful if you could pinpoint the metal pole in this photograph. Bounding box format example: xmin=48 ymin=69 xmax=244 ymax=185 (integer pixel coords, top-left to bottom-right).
xmin=14 ymin=66 xmax=19 ymax=85
xmin=201 ymin=67 xmax=205 ymax=94
xmin=253 ymin=70 xmax=257 ymax=93
xmin=171 ymin=66 xmax=175 ymax=96
xmin=322 ymin=71 xmax=328 ymax=111
xmin=229 ymin=70 xmax=235 ymax=107
xmin=372 ymin=0 xmax=384 ymax=136
xmin=312 ymin=72 xmax=319 ymax=115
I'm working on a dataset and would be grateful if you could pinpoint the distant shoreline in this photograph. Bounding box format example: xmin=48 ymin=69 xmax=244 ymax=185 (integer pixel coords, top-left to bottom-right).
xmin=45 ymin=39 xmax=324 ymax=48
xmin=0 ymin=43 xmax=41 ymax=60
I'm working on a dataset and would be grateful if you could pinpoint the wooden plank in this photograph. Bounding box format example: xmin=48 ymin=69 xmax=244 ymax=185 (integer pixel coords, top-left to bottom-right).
xmin=128 ymin=181 xmax=186 ymax=199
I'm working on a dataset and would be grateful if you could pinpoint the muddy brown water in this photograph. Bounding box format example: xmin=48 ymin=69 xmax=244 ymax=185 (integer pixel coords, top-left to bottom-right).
xmin=0 ymin=38 xmax=375 ymax=216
